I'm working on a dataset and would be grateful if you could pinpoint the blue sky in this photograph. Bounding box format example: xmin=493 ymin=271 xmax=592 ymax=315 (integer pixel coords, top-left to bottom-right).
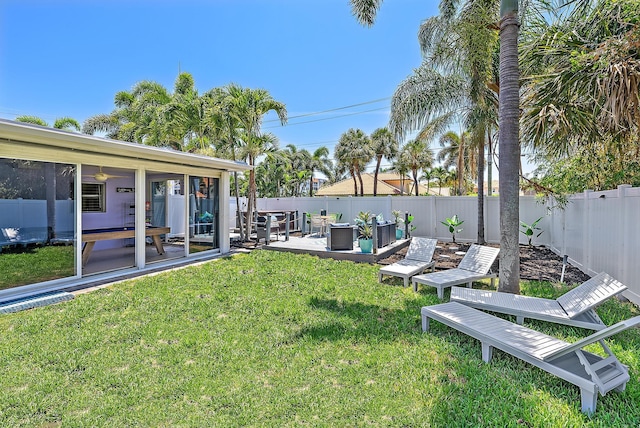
xmin=1 ymin=1 xmax=531 ymax=176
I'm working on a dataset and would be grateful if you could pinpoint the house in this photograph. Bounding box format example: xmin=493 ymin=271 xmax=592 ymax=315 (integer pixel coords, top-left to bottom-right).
xmin=0 ymin=119 xmax=250 ymax=304
xmin=316 ymin=173 xmax=448 ymax=196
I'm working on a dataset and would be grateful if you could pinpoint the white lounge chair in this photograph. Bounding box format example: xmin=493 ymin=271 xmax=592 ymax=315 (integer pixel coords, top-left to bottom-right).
xmin=450 ymin=272 xmax=627 ymax=330
xmin=422 ymin=301 xmax=637 ymax=414
xmin=378 ymin=237 xmax=437 ymax=287
xmin=411 ymin=244 xmax=500 ymax=297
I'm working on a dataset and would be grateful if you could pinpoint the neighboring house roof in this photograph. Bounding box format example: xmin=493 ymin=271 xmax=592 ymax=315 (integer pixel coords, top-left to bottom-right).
xmin=317 ymin=173 xmax=437 ymax=196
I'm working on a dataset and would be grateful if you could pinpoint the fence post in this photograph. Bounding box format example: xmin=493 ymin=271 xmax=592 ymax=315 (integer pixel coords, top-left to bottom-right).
xmin=372 ymin=215 xmax=378 ymax=255
xmin=619 ymin=184 xmax=632 ymax=288
xmin=430 ymin=195 xmax=437 ymax=239
xmin=583 ymin=190 xmax=593 ymax=275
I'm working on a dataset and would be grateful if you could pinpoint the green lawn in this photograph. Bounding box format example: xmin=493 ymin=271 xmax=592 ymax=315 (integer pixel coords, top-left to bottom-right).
xmin=0 ymin=245 xmax=75 ymax=290
xmin=1 ymin=251 xmax=639 ymax=427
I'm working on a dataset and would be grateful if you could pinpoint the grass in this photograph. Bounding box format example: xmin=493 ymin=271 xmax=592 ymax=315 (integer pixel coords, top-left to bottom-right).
xmin=1 ymin=250 xmax=639 ymax=427
xmin=0 ymin=245 xmax=75 ymax=290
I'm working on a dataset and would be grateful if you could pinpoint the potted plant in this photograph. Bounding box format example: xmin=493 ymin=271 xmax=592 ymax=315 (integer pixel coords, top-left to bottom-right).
xmin=392 ymin=209 xmax=404 ymax=239
xmin=441 ymin=214 xmax=464 ymax=243
xmin=357 ymin=223 xmax=373 ymax=253
xmin=355 ymin=211 xmax=373 ymax=253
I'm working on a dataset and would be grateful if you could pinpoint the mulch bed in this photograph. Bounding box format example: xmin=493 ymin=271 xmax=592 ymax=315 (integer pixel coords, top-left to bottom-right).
xmin=379 ymin=241 xmax=591 ymax=285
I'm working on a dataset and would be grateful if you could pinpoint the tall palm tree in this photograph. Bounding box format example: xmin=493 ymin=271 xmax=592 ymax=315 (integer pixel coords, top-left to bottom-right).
xmin=498 ymin=0 xmax=521 ymax=293
xmin=351 ymin=0 xmax=520 ymax=293
xmin=204 ymin=85 xmax=247 ymax=240
xmin=336 ymin=129 xmax=373 ymax=196
xmin=304 ymin=147 xmax=332 ymax=197
xmin=370 ymin=127 xmax=399 ymax=196
xmin=400 ymin=139 xmax=434 ymax=196
xmin=230 ymin=85 xmax=287 ymax=239
xmin=334 ymin=139 xmax=358 ymax=196
xmin=437 ymin=130 xmax=473 ymax=196
xmin=431 ymin=166 xmax=449 ymax=195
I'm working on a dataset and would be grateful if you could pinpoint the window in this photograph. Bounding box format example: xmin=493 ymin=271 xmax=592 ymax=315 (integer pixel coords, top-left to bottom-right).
xmin=82 ymin=183 xmax=105 ymax=212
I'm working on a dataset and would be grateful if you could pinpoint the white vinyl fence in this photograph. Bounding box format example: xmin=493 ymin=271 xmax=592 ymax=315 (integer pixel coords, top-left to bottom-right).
xmin=256 ymin=185 xmax=640 ymax=306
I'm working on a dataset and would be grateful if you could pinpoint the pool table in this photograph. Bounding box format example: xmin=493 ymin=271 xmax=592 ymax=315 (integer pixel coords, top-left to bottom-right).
xmin=81 ymin=226 xmax=170 ymax=266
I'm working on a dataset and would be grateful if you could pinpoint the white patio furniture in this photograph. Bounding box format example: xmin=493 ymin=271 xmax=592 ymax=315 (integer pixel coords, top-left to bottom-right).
xmin=421 ymin=301 xmax=637 ymax=414
xmin=450 ymin=272 xmax=627 ymax=330
xmin=412 ymin=244 xmax=500 ymax=297
xmin=378 ymin=237 xmax=437 ymax=287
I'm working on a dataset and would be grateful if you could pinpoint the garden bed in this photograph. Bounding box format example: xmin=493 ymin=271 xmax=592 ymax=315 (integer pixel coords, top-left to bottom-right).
xmin=379 ymin=242 xmax=591 ymax=285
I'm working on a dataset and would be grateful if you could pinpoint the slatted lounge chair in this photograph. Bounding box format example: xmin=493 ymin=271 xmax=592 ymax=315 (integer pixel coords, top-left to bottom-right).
xmin=378 ymin=237 xmax=437 ymax=287
xmin=411 ymin=244 xmax=500 ymax=297
xmin=450 ymin=272 xmax=627 ymax=331
xmin=421 ymin=301 xmax=638 ymax=414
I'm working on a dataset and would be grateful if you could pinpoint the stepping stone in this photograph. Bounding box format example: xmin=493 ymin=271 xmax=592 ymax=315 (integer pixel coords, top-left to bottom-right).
xmin=455 ymin=251 xmax=466 ymax=256
xmin=449 ymin=246 xmax=459 ymax=251
xmin=439 ymin=254 xmax=450 ymax=259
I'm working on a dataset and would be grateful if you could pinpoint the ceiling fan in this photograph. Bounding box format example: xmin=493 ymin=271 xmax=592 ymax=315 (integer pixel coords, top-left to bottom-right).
xmin=84 ymin=166 xmax=128 ymax=182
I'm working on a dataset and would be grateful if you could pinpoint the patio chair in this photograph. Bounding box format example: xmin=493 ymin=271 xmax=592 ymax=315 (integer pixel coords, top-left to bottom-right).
xmin=309 ymin=214 xmax=326 ymax=237
xmin=411 ymin=244 xmax=500 ymax=297
xmin=450 ymin=272 xmax=627 ymax=331
xmin=421 ymin=301 xmax=637 ymax=414
xmin=378 ymin=237 xmax=437 ymax=287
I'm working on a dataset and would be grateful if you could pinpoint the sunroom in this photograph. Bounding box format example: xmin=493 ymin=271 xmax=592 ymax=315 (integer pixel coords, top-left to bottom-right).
xmin=0 ymin=119 xmax=250 ymax=304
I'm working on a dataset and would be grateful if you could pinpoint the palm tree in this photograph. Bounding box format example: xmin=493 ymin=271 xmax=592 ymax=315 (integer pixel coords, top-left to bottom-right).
xmin=336 ymin=129 xmax=373 ymax=196
xmin=370 ymin=127 xmax=398 ymax=196
xmin=437 ymin=130 xmax=473 ymax=196
xmin=351 ymin=0 xmax=520 ymax=293
xmin=82 ymin=79 xmax=172 ymax=144
xmin=431 ymin=166 xmax=449 ymax=195
xmin=497 ymin=0 xmax=521 ymax=293
xmin=400 ymin=139 xmax=434 ymax=196
xmin=304 ymin=147 xmax=332 ymax=197
xmin=230 ymin=85 xmax=287 ymax=239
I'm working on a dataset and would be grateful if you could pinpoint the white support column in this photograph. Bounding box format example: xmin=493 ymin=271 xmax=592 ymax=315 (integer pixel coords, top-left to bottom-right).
xmin=76 ymin=163 xmax=83 ymax=277
xmin=220 ymin=171 xmax=231 ymax=254
xmin=135 ymin=167 xmax=146 ymax=269
xmin=183 ymin=174 xmax=190 ymax=257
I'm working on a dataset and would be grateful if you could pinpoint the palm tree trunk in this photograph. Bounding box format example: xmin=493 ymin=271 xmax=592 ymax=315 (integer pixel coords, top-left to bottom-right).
xmin=498 ymin=0 xmax=521 ymax=294
xmin=350 ymin=167 xmax=358 ymax=196
xmin=373 ymin=155 xmax=382 ymax=196
xmin=356 ymin=168 xmax=365 ymax=197
xmin=233 ymin=171 xmax=245 ymax=241
xmin=487 ymin=129 xmax=493 ymax=196
xmin=245 ymin=156 xmax=256 ymax=240
xmin=413 ymin=171 xmax=419 ymax=196
xmin=476 ymin=128 xmax=485 ymax=245
xmin=457 ymin=146 xmax=464 ymax=196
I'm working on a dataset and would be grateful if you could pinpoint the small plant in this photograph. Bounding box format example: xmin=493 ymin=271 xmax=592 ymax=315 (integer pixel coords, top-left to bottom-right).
xmin=357 ymin=222 xmax=373 ymax=239
xmin=404 ymin=214 xmax=417 ymax=238
xmin=441 ymin=214 xmax=464 ymax=243
xmin=354 ymin=211 xmax=372 ymax=226
xmin=520 ymin=216 xmax=544 ymax=246
xmin=391 ymin=209 xmax=403 ymax=225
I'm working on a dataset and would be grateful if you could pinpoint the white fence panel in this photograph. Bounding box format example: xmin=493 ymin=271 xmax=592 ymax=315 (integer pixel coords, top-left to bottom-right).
xmin=434 ymin=196 xmax=477 ymax=242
